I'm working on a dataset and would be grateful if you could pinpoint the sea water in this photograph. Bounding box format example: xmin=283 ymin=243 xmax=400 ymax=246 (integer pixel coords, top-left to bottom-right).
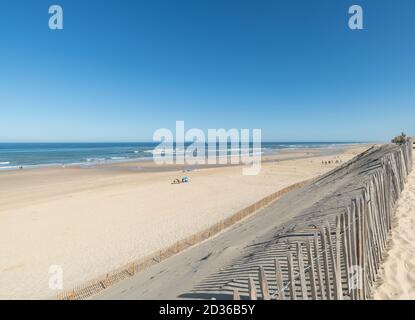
xmin=0 ymin=142 xmax=359 ymax=170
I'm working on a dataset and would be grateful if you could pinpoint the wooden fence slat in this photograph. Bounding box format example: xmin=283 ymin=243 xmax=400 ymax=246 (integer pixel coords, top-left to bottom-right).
xmin=297 ymin=243 xmax=308 ymax=300
xmin=233 ymin=140 xmax=413 ymax=301
xmin=346 ymin=207 xmax=354 ymax=299
xmin=356 ymin=197 xmax=364 ymax=300
xmin=365 ymin=182 xmax=378 ymax=283
xmin=314 ymin=233 xmax=325 ymax=300
xmin=325 ymin=222 xmax=340 ymax=300
xmin=307 ymin=239 xmax=317 ymax=300
xmin=370 ymin=177 xmax=382 ymax=268
xmin=233 ymin=288 xmax=240 ymax=300
xmin=341 ymin=212 xmax=350 ymax=296
xmin=248 ymin=277 xmax=257 ymax=300
xmin=325 ymin=221 xmax=341 ymax=299
xmin=274 ymin=258 xmax=285 ymax=300
xmin=375 ymin=173 xmax=386 ymax=245
xmin=320 ymin=226 xmax=332 ymax=300
xmin=287 ymin=252 xmax=296 ymax=300
xmin=379 ymin=171 xmax=390 ymax=235
xmin=361 ymin=194 xmax=368 ymax=299
xmin=258 ymin=266 xmax=270 ymax=300
xmin=350 ymin=200 xmax=359 ymax=300
xmin=335 ymin=216 xmax=343 ymax=299
xmin=375 ymin=175 xmax=387 ymax=249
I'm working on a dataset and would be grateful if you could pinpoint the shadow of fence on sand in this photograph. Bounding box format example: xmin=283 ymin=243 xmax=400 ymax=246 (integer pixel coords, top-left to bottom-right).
xmin=180 ymin=140 xmax=413 ymax=300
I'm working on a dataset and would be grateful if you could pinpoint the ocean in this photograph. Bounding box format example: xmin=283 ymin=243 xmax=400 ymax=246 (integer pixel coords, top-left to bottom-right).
xmin=0 ymin=142 xmax=359 ymax=170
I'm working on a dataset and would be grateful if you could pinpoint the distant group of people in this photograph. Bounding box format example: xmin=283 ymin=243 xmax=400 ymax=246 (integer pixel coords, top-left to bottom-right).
xmin=321 ymin=159 xmax=343 ymax=165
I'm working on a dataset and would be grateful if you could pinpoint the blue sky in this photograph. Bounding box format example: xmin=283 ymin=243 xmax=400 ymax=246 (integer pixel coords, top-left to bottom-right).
xmin=0 ymin=0 xmax=414 ymax=142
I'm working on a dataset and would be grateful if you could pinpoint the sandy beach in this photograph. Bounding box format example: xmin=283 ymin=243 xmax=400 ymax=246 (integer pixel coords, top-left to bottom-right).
xmin=373 ymin=157 xmax=415 ymax=300
xmin=0 ymin=145 xmax=369 ymax=299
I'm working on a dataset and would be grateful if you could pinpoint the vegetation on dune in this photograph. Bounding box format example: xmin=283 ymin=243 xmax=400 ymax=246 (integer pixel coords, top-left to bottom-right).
xmin=392 ymin=132 xmax=408 ymax=145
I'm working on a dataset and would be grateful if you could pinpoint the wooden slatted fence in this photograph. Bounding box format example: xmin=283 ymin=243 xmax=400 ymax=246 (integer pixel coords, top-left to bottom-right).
xmin=232 ymin=139 xmax=413 ymax=300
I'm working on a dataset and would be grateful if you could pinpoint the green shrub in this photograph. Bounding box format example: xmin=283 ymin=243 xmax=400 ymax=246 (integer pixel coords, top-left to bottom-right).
xmin=391 ymin=132 xmax=408 ymax=145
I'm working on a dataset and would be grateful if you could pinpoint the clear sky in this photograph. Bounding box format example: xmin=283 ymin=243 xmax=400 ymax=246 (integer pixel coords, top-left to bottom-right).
xmin=0 ymin=0 xmax=414 ymax=142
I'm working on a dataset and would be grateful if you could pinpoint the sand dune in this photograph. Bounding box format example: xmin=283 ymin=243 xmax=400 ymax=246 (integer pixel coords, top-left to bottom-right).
xmin=373 ymin=159 xmax=415 ymax=300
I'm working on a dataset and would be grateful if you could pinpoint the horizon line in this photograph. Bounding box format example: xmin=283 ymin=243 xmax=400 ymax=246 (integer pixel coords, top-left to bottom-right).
xmin=0 ymin=140 xmax=376 ymax=144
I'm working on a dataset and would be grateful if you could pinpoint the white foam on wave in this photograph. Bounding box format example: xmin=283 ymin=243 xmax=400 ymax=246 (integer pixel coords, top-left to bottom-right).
xmin=86 ymin=158 xmax=106 ymax=162
xmin=0 ymin=165 xmax=19 ymax=171
xmin=146 ymin=147 xmax=264 ymax=155
xmin=145 ymin=149 xmax=175 ymax=155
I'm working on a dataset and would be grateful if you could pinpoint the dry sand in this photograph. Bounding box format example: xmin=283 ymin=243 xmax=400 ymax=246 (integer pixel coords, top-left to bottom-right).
xmin=0 ymin=146 xmax=367 ymax=299
xmin=373 ymin=158 xmax=415 ymax=300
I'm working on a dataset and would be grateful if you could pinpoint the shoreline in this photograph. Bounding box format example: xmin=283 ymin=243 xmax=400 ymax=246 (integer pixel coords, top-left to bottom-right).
xmin=0 ymin=143 xmax=368 ymax=172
